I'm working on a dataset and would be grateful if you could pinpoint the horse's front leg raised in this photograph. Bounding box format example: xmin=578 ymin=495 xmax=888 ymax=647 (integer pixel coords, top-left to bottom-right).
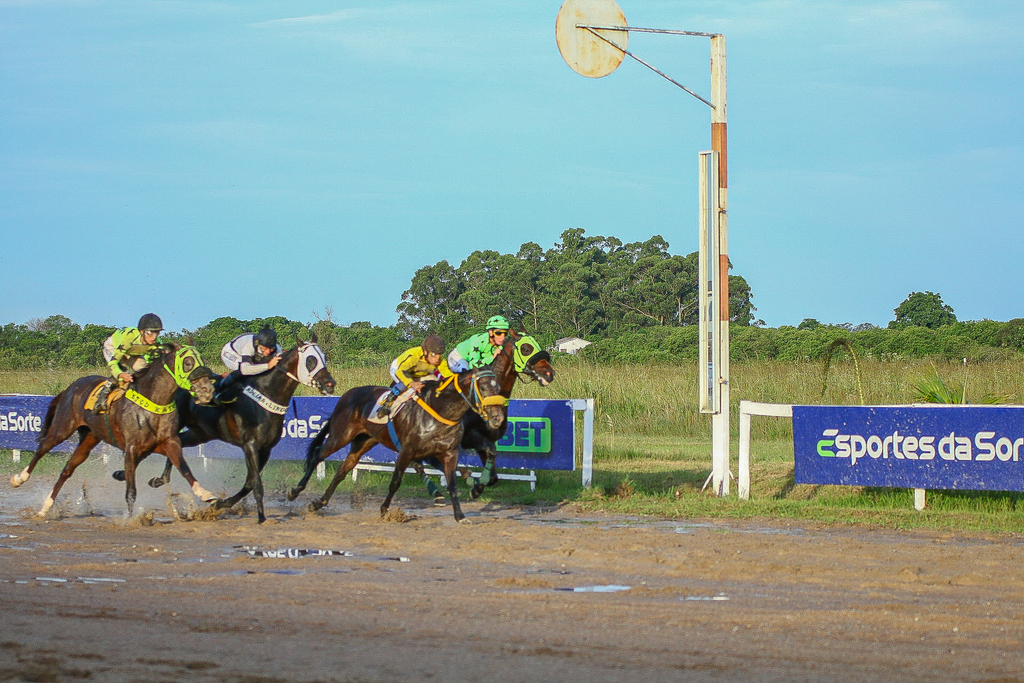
xmin=470 ymin=443 xmax=499 ymax=500
xmin=148 ymin=458 xmax=174 ymax=489
xmin=153 ymin=441 xmax=216 ymax=503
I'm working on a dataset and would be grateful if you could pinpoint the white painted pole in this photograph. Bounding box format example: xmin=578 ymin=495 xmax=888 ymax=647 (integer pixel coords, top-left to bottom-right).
xmin=710 ymin=34 xmax=730 ymax=496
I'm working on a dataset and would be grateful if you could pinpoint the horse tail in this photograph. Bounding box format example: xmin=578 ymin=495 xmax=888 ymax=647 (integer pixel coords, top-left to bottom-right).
xmin=305 ymin=420 xmax=331 ymax=472
xmin=37 ymin=393 xmax=62 ymax=448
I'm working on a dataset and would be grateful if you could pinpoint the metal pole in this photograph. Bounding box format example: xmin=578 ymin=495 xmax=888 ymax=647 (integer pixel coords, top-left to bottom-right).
xmin=710 ymin=35 xmax=730 ymax=496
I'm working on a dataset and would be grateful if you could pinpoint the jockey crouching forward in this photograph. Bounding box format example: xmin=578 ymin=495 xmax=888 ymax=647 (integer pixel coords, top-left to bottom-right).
xmin=377 ymin=334 xmax=452 ymax=419
xmin=214 ymin=326 xmax=282 ymax=404
xmin=447 ymin=315 xmax=510 ymax=372
xmin=93 ymin=313 xmax=163 ymax=413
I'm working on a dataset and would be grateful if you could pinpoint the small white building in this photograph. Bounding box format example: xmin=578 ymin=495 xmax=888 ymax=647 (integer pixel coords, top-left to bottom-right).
xmin=553 ymin=337 xmax=592 ymax=355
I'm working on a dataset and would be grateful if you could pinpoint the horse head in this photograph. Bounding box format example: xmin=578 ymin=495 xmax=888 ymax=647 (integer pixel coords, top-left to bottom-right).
xmin=509 ymin=334 xmax=554 ymax=386
xmin=461 ymin=368 xmax=507 ymax=430
xmin=150 ymin=343 xmax=217 ymax=404
xmin=279 ymin=339 xmax=336 ymax=395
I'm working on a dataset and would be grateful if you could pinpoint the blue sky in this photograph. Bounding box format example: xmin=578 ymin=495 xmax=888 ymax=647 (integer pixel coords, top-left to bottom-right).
xmin=2 ymin=0 xmax=1021 ymax=332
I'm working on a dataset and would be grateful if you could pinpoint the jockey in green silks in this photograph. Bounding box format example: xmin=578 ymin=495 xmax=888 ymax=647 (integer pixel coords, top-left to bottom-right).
xmin=447 ymin=315 xmax=511 ymax=373
xmin=94 ymin=313 xmax=164 ymax=413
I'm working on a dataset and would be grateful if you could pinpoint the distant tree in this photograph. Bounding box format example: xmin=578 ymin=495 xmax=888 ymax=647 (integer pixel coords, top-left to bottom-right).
xmin=797 ymin=318 xmax=822 ymax=330
xmin=889 ymin=291 xmax=957 ymax=329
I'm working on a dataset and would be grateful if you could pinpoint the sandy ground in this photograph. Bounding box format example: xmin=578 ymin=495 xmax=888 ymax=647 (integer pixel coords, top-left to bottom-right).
xmin=2 ymin=458 xmax=1024 ymax=683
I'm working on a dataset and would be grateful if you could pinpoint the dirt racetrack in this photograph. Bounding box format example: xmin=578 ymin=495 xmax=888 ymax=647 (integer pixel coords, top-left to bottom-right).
xmin=2 ymin=465 xmax=1024 ymax=683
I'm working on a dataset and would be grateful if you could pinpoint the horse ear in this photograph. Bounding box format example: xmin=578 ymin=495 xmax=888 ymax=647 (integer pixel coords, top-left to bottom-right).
xmin=188 ymin=336 xmax=196 ymax=346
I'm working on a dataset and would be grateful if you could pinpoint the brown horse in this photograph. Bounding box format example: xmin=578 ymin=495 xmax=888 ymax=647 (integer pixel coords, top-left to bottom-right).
xmin=287 ymin=367 xmax=506 ymax=522
xmin=9 ymin=344 xmax=217 ymax=517
xmin=157 ymin=339 xmax=336 ymax=524
xmin=458 ymin=332 xmax=554 ymax=499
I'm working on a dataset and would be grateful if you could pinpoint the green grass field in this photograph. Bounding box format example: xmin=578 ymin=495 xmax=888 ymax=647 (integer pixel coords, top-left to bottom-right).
xmin=4 ymin=357 xmax=1024 ymax=533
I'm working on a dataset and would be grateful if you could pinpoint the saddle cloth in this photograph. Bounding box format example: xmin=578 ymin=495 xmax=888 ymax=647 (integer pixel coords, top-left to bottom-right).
xmin=84 ymin=381 xmax=125 ymax=412
xmin=365 ymin=391 xmax=392 ymax=425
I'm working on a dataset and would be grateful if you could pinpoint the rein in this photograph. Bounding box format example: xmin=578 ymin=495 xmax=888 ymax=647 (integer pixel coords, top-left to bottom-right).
xmin=415 ymin=370 xmax=505 ymax=425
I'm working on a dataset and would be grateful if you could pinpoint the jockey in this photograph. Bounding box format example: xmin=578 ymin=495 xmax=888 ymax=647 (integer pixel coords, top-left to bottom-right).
xmin=93 ymin=313 xmax=164 ymax=413
xmin=377 ymin=334 xmax=452 ymax=418
xmin=214 ymin=326 xmax=282 ymax=403
xmin=447 ymin=315 xmax=511 ymax=372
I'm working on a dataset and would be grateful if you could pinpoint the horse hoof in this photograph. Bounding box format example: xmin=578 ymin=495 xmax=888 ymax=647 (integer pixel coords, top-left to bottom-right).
xmin=148 ymin=477 xmax=166 ymax=489
xmin=432 ymin=494 xmax=447 ymax=507
xmin=286 ymin=489 xmax=301 ymax=502
xmin=111 ymin=470 xmax=126 ymax=482
xmin=307 ymin=501 xmax=324 ymax=513
xmin=10 ymin=472 xmax=27 ymax=488
xmin=457 ymin=517 xmax=472 ymax=525
xmin=470 ymin=485 xmax=484 ymax=500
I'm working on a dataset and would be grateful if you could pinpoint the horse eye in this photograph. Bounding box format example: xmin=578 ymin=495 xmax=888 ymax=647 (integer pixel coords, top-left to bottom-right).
xmin=520 ymin=344 xmax=534 ymax=355
xmin=183 ymin=358 xmax=194 ymax=372
xmin=305 ymin=356 xmax=318 ymax=371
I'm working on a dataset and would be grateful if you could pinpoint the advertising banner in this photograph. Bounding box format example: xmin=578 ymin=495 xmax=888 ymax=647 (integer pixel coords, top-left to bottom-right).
xmin=793 ymin=405 xmax=1024 ymax=491
xmin=1 ymin=395 xmax=577 ymax=472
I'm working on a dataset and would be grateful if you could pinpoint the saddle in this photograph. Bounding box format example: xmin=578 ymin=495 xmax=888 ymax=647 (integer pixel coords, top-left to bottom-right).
xmin=85 ymin=380 xmax=126 ymax=414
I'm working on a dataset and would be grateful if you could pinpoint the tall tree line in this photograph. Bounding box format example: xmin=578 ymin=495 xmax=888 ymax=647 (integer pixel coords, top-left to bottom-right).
xmin=396 ymin=228 xmax=757 ymax=342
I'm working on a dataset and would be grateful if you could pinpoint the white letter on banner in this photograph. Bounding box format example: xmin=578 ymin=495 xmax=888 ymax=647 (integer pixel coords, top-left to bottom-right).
xmin=850 ymin=435 xmax=866 ymax=465
xmin=903 ymin=435 xmax=918 ymax=459
xmin=867 ymin=435 xmax=884 ymax=459
xmin=975 ymin=432 xmax=996 ymax=461
xmin=0 ymin=413 xmax=7 ymax=430
xmin=835 ymin=434 xmax=850 ymax=458
xmin=955 ymin=436 xmax=972 ymax=461
xmin=938 ymin=433 xmax=956 ymax=461
xmin=919 ymin=436 xmax=936 ymax=460
xmin=996 ymin=437 xmax=1014 ymax=462
xmin=308 ymin=414 xmax=322 ymax=433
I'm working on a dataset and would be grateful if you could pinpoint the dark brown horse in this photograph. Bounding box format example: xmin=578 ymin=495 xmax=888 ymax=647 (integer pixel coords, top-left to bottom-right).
xmin=287 ymin=367 xmax=506 ymax=522
xmin=9 ymin=344 xmax=217 ymax=517
xmin=458 ymin=332 xmax=554 ymax=499
xmin=156 ymin=340 xmax=336 ymax=524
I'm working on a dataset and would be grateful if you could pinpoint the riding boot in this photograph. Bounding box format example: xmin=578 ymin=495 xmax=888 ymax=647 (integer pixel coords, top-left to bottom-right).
xmin=92 ymin=381 xmax=113 ymax=415
xmin=376 ymin=393 xmax=398 ymax=418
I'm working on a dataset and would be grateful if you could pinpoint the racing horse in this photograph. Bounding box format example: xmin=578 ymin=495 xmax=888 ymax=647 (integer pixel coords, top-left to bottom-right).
xmin=457 ymin=332 xmax=554 ymax=499
xmin=10 ymin=344 xmax=217 ymax=517
xmin=286 ymin=367 xmax=506 ymax=522
xmin=140 ymin=338 xmax=336 ymax=524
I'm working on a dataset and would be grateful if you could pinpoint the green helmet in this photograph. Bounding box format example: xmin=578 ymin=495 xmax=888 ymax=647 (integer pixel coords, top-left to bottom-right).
xmin=486 ymin=315 xmax=510 ymax=331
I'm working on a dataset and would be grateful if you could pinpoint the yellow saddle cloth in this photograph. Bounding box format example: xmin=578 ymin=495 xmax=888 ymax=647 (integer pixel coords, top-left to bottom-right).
xmin=84 ymin=381 xmax=125 ymax=413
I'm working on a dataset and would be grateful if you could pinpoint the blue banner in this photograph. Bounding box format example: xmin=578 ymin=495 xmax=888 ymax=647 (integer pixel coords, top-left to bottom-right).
xmin=1 ymin=395 xmax=577 ymax=472
xmin=794 ymin=405 xmax=1024 ymax=491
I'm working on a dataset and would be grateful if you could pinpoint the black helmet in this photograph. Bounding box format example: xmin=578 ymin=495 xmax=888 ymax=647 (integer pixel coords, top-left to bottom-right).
xmin=137 ymin=313 xmax=163 ymax=332
xmin=422 ymin=334 xmax=445 ymax=355
xmin=253 ymin=326 xmax=278 ymax=350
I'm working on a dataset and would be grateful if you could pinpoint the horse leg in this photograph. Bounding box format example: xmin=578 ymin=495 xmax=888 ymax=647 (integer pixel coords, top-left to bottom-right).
xmin=11 ymin=421 xmax=80 ymax=489
xmin=121 ymin=446 xmax=141 ymax=517
xmin=152 ymin=441 xmax=216 ymax=503
xmin=36 ymin=431 xmax=101 ymax=517
xmin=471 ymin=444 xmax=499 ymax=500
xmin=309 ymin=436 xmax=378 ymax=512
xmin=148 ymin=459 xmax=175 ymax=489
xmin=214 ymin=445 xmax=265 ymax=522
xmin=413 ymin=461 xmax=446 ymax=506
xmin=117 ymin=427 xmax=209 ymax=485
xmin=380 ymin=454 xmax=410 ymax=518
xmin=289 ymin=428 xmax=347 ymax=502
xmin=441 ymin=451 xmax=467 ymax=523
